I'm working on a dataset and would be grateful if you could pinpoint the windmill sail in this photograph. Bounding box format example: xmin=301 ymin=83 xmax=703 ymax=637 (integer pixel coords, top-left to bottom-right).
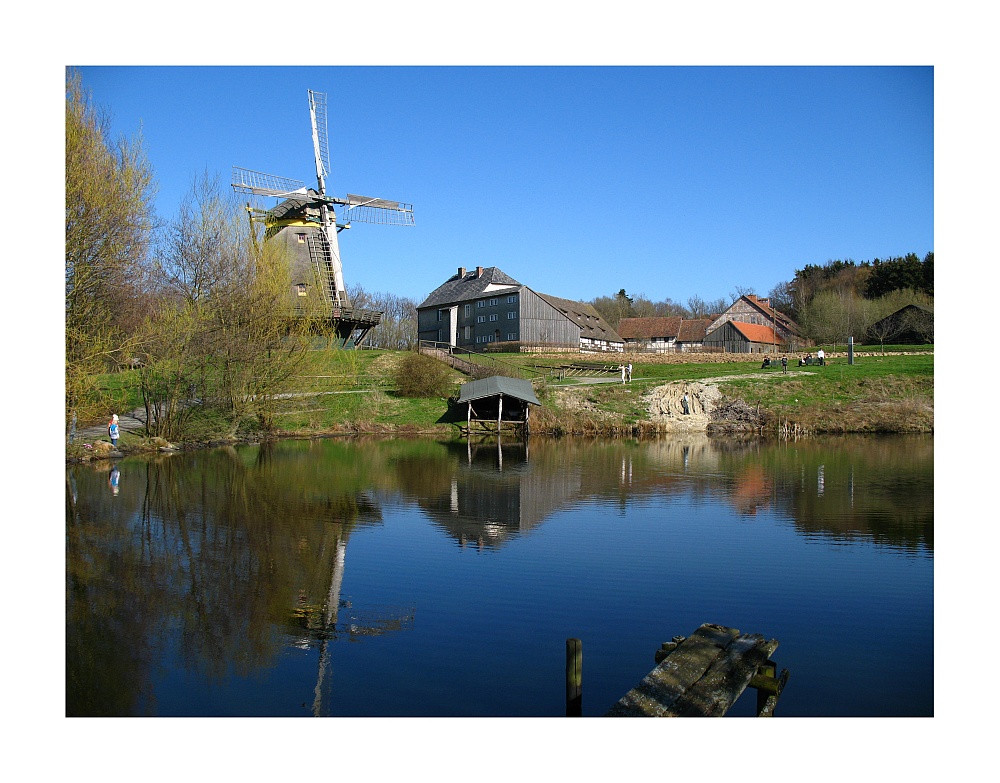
xmin=231 ymin=89 xmax=413 ymax=344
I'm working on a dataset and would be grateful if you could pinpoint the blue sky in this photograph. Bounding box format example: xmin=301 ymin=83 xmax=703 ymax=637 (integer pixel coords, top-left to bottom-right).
xmin=75 ymin=65 xmax=933 ymax=308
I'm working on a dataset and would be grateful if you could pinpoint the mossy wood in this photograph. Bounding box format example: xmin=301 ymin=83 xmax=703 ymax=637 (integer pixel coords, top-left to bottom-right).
xmin=606 ymin=623 xmax=787 ymax=717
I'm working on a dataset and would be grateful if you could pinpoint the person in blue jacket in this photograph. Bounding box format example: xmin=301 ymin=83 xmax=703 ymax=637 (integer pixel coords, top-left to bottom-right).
xmin=109 ymin=414 xmax=120 ymax=450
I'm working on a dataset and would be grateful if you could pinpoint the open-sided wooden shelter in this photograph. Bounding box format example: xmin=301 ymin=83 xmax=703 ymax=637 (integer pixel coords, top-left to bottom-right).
xmin=457 ymin=376 xmax=540 ymax=435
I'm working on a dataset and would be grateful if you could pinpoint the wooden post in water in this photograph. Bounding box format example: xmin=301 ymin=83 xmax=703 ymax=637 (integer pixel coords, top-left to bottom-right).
xmin=566 ymin=638 xmax=582 ymax=716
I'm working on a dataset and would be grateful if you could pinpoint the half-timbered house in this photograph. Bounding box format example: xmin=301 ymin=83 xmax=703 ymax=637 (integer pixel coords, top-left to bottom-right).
xmin=617 ymin=317 xmax=714 ymax=352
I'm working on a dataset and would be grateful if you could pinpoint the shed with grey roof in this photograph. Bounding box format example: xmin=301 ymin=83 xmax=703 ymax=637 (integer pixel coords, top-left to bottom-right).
xmin=457 ymin=376 xmax=540 ymax=435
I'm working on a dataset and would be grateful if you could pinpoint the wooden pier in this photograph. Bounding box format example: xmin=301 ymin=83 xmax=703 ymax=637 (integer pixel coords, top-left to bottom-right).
xmin=604 ymin=623 xmax=788 ymax=717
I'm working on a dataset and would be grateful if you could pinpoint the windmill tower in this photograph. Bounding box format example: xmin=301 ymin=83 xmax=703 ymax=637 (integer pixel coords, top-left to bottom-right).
xmin=232 ymin=90 xmax=414 ymax=345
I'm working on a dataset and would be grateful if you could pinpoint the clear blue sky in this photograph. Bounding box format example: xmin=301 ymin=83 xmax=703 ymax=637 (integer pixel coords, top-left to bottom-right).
xmin=76 ymin=65 xmax=932 ymax=308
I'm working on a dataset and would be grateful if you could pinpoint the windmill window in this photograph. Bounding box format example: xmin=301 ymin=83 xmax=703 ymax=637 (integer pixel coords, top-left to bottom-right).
xmin=296 ymin=284 xmax=309 ymax=297
xmin=296 ymin=233 xmax=307 ymax=243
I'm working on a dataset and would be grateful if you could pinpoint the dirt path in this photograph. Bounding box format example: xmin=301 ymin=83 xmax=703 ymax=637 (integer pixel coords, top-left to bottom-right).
xmin=72 ymin=407 xmax=148 ymax=445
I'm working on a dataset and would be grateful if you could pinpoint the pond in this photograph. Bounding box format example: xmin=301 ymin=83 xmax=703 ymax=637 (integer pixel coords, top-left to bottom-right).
xmin=66 ymin=433 xmax=933 ymax=717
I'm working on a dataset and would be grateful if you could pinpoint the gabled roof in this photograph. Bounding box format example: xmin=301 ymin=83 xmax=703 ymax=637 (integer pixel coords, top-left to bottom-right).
xmin=729 ymin=321 xmax=781 ymax=344
xmin=458 ymin=376 xmax=541 ymax=406
xmin=418 ymin=267 xmax=522 ymax=309
xmin=535 ymin=292 xmax=623 ymax=343
xmin=617 ymin=317 xmax=712 ymax=341
xmin=677 ymin=319 xmax=712 ymax=341
xmin=742 ymin=294 xmax=801 ymax=335
xmin=617 ymin=317 xmax=682 ymax=340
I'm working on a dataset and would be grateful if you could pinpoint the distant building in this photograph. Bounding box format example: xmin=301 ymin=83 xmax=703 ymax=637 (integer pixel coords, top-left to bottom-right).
xmin=865 ymin=304 xmax=933 ymax=344
xmin=617 ymin=317 xmax=714 ymax=352
xmin=703 ymin=294 xmax=805 ymax=353
xmin=417 ymin=266 xmax=623 ymax=352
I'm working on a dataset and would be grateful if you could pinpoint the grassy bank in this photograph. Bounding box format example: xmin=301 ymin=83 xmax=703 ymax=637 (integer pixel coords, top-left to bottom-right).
xmin=69 ymin=346 xmax=933 ymax=456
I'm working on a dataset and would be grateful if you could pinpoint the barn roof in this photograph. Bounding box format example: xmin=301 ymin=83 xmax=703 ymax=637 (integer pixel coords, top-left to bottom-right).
xmin=458 ymin=376 xmax=541 ymax=406
xmin=617 ymin=317 xmax=712 ymax=341
xmin=742 ymin=294 xmax=802 ymax=335
xmin=677 ymin=319 xmax=712 ymax=341
xmin=535 ymin=292 xmax=623 ymax=343
xmin=418 ymin=267 xmax=523 ymax=309
xmin=729 ymin=321 xmax=781 ymax=344
xmin=617 ymin=317 xmax=682 ymax=339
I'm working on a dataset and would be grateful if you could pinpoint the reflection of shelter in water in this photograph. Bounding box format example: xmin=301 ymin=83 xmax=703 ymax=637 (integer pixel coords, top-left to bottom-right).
xmin=421 ymin=439 xmax=582 ymax=549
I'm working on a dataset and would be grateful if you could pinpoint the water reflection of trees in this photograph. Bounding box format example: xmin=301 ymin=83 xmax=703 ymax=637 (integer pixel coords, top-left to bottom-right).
xmin=66 ymin=442 xmax=383 ymax=716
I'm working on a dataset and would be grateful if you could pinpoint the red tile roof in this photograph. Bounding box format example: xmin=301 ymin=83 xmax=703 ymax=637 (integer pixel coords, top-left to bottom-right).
xmin=730 ymin=321 xmax=781 ymax=344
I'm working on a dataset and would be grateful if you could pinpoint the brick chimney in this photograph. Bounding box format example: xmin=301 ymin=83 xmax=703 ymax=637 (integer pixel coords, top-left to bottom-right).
xmin=476 ymin=266 xmax=484 ymax=278
xmin=458 ymin=266 xmax=466 ymax=278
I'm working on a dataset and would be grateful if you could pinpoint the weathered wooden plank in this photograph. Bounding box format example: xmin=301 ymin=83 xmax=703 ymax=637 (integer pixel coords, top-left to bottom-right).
xmin=605 ymin=624 xmax=739 ymax=717
xmin=756 ymin=668 xmax=789 ymax=717
xmin=670 ymin=634 xmax=779 ymax=717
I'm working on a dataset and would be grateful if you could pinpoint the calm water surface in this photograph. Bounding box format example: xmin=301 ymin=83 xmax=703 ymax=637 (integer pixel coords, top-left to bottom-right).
xmin=66 ymin=434 xmax=933 ymax=717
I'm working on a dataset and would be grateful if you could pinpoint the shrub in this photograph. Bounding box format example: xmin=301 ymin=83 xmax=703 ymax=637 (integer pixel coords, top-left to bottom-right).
xmin=393 ymin=352 xmax=454 ymax=398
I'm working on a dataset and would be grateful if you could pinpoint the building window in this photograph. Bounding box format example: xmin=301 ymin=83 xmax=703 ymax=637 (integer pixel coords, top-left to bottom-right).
xmin=489 ymin=298 xmax=498 ymax=306
xmin=489 ymin=314 xmax=498 ymax=322
xmin=477 ymin=315 xmax=486 ymax=323
xmin=507 ymin=332 xmax=517 ymax=340
xmin=507 ymin=295 xmax=517 ymax=303
xmin=477 ymin=300 xmax=485 ymax=308
xmin=507 ymin=311 xmax=516 ymax=319
xmin=464 ymin=325 xmax=471 ymax=339
xmin=464 ymin=304 xmax=471 ymax=317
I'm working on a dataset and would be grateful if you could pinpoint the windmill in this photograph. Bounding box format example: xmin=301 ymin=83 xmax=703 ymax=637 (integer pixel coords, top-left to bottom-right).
xmin=232 ymin=90 xmax=414 ymax=345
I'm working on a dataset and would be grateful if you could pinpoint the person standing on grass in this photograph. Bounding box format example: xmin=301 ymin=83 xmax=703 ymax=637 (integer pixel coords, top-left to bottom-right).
xmin=620 ymin=364 xmax=626 ymax=384
xmin=781 ymin=355 xmax=788 ymax=373
xmin=626 ymin=362 xmax=633 ymax=383
xmin=109 ymin=414 xmax=120 ymax=450
xmin=817 ymin=348 xmax=825 ymax=366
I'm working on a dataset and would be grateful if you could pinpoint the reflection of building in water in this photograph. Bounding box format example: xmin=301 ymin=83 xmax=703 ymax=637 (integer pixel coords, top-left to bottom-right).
xmin=730 ymin=464 xmax=773 ymax=516
xmin=421 ymin=440 xmax=583 ymax=550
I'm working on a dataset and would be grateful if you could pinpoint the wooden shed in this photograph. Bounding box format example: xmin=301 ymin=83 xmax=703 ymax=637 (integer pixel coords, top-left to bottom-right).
xmin=457 ymin=376 xmax=541 ymax=435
